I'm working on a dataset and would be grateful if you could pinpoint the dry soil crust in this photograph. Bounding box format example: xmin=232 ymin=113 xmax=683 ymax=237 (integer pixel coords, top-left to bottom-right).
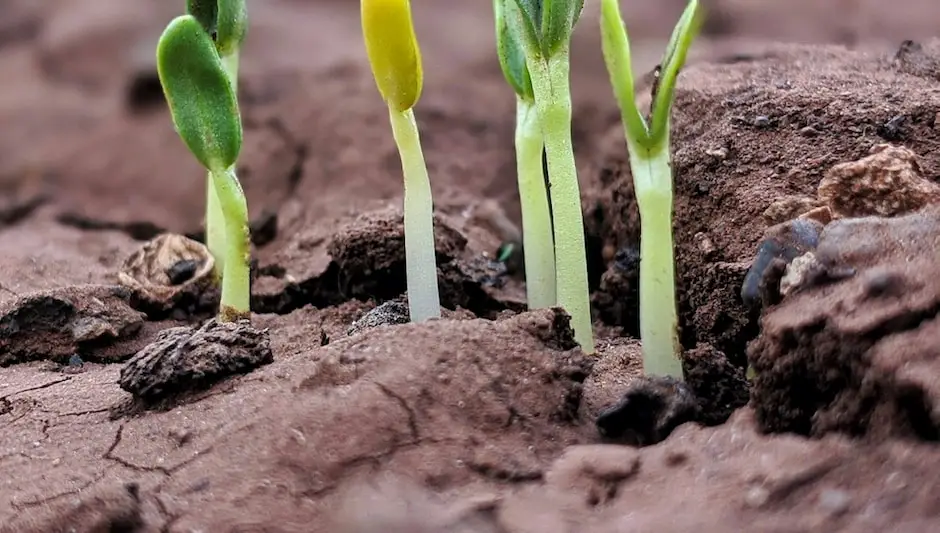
xmin=2 ymin=0 xmax=940 ymax=531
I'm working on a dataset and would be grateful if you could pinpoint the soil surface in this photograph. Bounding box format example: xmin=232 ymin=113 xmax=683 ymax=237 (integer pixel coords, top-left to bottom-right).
xmin=2 ymin=1 xmax=940 ymax=531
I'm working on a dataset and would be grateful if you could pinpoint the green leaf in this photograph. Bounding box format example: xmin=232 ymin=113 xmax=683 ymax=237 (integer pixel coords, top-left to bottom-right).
xmin=649 ymin=0 xmax=703 ymax=146
xmin=216 ymin=0 xmax=247 ymax=57
xmin=186 ymin=0 xmax=218 ymax=36
xmin=540 ymin=0 xmax=583 ymax=55
xmin=600 ymin=0 xmax=649 ymax=146
xmin=157 ymin=15 xmax=242 ymax=174
xmin=494 ymin=0 xmax=534 ymax=99
xmin=510 ymin=0 xmax=543 ymax=55
xmin=509 ymin=0 xmax=582 ymax=57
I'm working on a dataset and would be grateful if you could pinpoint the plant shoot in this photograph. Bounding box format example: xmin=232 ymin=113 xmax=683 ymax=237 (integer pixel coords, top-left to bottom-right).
xmin=157 ymin=14 xmax=251 ymax=322
xmin=600 ymin=0 xmax=703 ymax=377
xmin=503 ymin=0 xmax=594 ymax=353
xmin=493 ymin=0 xmax=556 ymax=310
xmin=361 ymin=0 xmax=441 ymax=322
xmin=186 ymin=0 xmax=248 ymax=279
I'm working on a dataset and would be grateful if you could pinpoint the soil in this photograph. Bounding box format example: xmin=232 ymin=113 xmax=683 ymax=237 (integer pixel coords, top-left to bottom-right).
xmin=1 ymin=1 xmax=940 ymax=532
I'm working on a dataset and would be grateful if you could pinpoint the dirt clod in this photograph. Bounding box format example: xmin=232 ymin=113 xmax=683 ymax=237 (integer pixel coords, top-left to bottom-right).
xmin=595 ymin=375 xmax=699 ymax=447
xmin=0 ymin=285 xmax=145 ymax=366
xmin=749 ymin=207 xmax=940 ymax=439
xmin=818 ymin=144 xmax=940 ymax=219
xmin=119 ymin=318 xmax=273 ymax=402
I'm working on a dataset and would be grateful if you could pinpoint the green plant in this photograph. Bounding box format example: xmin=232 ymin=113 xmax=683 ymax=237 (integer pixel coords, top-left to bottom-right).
xmin=502 ymin=0 xmax=594 ymax=353
xmin=361 ymin=0 xmax=440 ymax=322
xmin=600 ymin=0 xmax=703 ymax=377
xmin=493 ymin=0 xmax=556 ymax=310
xmin=157 ymin=9 xmax=251 ymax=322
xmin=186 ymin=0 xmax=248 ymax=280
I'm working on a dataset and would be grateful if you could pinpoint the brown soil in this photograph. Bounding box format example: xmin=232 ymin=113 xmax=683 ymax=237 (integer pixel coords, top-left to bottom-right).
xmin=1 ymin=1 xmax=940 ymax=531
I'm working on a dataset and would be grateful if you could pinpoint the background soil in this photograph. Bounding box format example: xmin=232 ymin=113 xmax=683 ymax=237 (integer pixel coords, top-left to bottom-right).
xmin=1 ymin=1 xmax=940 ymax=532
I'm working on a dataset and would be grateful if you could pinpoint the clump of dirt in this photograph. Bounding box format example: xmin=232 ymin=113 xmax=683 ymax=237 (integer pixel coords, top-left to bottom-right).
xmin=119 ymin=318 xmax=273 ymax=403
xmin=749 ymin=206 xmax=940 ymax=440
xmin=586 ymin=41 xmax=940 ymax=369
xmin=0 ymin=284 xmax=146 ymax=366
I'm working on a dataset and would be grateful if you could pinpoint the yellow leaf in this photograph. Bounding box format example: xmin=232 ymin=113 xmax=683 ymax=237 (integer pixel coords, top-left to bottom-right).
xmin=361 ymin=0 xmax=422 ymax=111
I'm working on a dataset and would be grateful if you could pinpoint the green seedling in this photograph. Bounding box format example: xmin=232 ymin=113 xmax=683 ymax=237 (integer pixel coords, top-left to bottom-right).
xmin=493 ymin=0 xmax=556 ymax=310
xmin=361 ymin=0 xmax=441 ymax=322
xmin=600 ymin=0 xmax=703 ymax=377
xmin=186 ymin=0 xmax=248 ymax=279
xmin=157 ymin=13 xmax=251 ymax=322
xmin=502 ymin=0 xmax=594 ymax=353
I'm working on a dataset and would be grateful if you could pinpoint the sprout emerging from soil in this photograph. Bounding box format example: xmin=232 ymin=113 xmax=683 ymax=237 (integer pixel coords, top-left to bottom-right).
xmin=502 ymin=0 xmax=595 ymax=353
xmin=361 ymin=0 xmax=441 ymax=322
xmin=156 ymin=7 xmax=251 ymax=322
xmin=493 ymin=0 xmax=556 ymax=310
xmin=186 ymin=0 xmax=248 ymax=280
xmin=600 ymin=0 xmax=703 ymax=377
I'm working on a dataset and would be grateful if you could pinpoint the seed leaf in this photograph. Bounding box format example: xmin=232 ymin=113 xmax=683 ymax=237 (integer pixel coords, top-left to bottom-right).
xmin=216 ymin=0 xmax=248 ymax=56
xmin=157 ymin=15 xmax=242 ymax=174
xmin=361 ymin=0 xmax=423 ymax=112
xmin=600 ymin=0 xmax=649 ymax=146
xmin=494 ymin=0 xmax=534 ymax=100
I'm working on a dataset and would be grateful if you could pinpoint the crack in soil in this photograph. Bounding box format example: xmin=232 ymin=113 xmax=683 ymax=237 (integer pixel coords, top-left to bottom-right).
xmin=103 ymin=423 xmax=213 ymax=476
xmin=9 ymin=470 xmax=107 ymax=511
xmin=374 ymin=381 xmax=420 ymax=441
xmin=0 ymin=376 xmax=72 ymax=401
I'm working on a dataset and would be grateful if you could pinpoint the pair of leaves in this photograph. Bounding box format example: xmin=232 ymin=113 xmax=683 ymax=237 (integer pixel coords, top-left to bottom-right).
xmin=511 ymin=0 xmax=584 ymax=58
xmin=601 ymin=0 xmax=703 ymax=151
xmin=361 ymin=0 xmax=423 ymax=112
xmin=157 ymin=15 xmax=242 ymax=174
xmin=187 ymin=0 xmax=247 ymax=57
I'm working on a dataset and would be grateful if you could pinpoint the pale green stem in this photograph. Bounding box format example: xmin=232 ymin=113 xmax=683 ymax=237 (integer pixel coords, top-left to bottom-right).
xmin=205 ymin=52 xmax=241 ymax=279
xmin=389 ymin=106 xmax=441 ymax=322
xmin=210 ymin=167 xmax=251 ymax=322
xmin=515 ymin=97 xmax=556 ymax=309
xmin=527 ymin=47 xmax=595 ymax=354
xmin=627 ymin=133 xmax=682 ymax=378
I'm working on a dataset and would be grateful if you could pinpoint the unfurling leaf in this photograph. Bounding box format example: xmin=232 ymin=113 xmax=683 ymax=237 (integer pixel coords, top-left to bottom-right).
xmin=186 ymin=0 xmax=219 ymax=37
xmin=216 ymin=0 xmax=248 ymax=56
xmin=494 ymin=0 xmax=533 ymax=100
xmin=361 ymin=0 xmax=423 ymax=112
xmin=157 ymin=15 xmax=242 ymax=174
xmin=510 ymin=0 xmax=584 ymax=57
xmin=186 ymin=0 xmax=247 ymax=57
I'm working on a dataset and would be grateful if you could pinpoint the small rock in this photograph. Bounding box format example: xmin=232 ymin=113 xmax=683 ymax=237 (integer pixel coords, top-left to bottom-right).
xmin=119 ymin=318 xmax=273 ymax=402
xmin=753 ymin=115 xmax=771 ymax=128
xmin=762 ymin=196 xmax=823 ymax=225
xmin=818 ymin=144 xmax=940 ymax=218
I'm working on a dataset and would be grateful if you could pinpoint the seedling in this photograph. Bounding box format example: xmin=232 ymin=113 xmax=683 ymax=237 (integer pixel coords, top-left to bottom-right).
xmin=361 ymin=0 xmax=441 ymax=322
xmin=600 ymin=0 xmax=703 ymax=377
xmin=493 ymin=0 xmax=556 ymax=310
xmin=156 ymin=11 xmax=251 ymax=322
xmin=186 ymin=0 xmax=248 ymax=279
xmin=502 ymin=0 xmax=594 ymax=353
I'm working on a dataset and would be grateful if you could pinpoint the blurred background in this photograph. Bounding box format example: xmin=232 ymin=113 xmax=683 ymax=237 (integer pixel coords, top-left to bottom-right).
xmin=0 ymin=0 xmax=938 ymax=233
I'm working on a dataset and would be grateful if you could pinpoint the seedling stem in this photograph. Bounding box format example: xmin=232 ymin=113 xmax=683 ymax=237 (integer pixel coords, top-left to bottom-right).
xmin=600 ymin=0 xmax=703 ymax=377
xmin=514 ymin=98 xmax=556 ymax=309
xmin=389 ymin=107 xmax=440 ymax=322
